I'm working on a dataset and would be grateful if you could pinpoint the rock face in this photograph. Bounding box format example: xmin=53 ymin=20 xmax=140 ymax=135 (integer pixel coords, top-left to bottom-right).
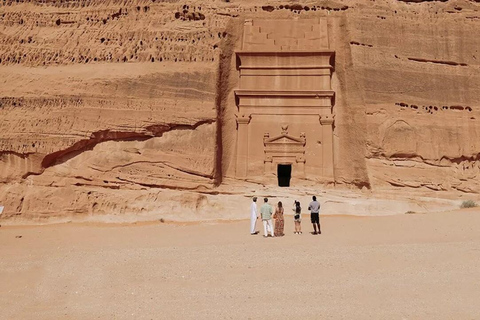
xmin=1 ymin=0 xmax=480 ymax=221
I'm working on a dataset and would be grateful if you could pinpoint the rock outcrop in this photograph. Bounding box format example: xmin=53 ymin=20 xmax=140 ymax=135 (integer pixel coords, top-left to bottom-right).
xmin=1 ymin=0 xmax=480 ymax=221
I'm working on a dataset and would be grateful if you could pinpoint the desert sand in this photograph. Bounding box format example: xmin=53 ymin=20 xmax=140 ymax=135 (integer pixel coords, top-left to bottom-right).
xmin=2 ymin=209 xmax=480 ymax=319
xmin=2 ymin=0 xmax=480 ymax=220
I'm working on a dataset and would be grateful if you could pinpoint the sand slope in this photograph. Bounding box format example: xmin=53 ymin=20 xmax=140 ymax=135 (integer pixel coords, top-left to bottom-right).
xmin=1 ymin=209 xmax=480 ymax=319
xmin=2 ymin=0 xmax=480 ymax=220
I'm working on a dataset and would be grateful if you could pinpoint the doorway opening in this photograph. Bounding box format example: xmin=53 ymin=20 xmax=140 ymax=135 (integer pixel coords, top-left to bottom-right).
xmin=277 ymin=164 xmax=292 ymax=187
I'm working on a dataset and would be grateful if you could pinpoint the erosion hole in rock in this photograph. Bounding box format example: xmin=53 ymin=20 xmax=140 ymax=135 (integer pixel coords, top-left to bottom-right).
xmin=277 ymin=164 xmax=292 ymax=187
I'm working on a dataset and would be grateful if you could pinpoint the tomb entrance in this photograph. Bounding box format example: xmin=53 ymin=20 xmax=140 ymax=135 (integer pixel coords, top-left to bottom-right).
xmin=277 ymin=164 xmax=292 ymax=187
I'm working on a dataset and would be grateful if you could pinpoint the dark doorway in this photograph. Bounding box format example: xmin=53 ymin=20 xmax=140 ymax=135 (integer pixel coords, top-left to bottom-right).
xmin=277 ymin=164 xmax=292 ymax=187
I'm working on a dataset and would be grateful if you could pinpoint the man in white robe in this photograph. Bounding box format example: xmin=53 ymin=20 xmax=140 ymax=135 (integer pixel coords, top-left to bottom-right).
xmin=250 ymin=197 xmax=259 ymax=235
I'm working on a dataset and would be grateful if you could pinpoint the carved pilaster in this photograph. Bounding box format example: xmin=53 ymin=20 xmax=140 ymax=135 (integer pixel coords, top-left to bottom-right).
xmin=264 ymin=155 xmax=273 ymax=174
xmin=296 ymin=155 xmax=306 ymax=178
xmin=319 ymin=114 xmax=335 ymax=180
xmin=236 ymin=114 xmax=251 ymax=178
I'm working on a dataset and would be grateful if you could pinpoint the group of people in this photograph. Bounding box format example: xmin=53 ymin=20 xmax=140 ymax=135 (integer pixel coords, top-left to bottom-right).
xmin=250 ymin=196 xmax=322 ymax=237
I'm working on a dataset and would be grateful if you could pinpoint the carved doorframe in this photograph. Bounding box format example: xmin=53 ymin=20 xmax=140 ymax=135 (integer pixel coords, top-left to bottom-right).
xmin=263 ymin=128 xmax=306 ymax=178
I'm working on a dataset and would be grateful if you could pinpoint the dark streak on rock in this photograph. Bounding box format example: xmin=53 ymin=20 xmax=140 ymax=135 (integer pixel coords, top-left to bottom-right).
xmin=350 ymin=41 xmax=373 ymax=48
xmin=395 ymin=102 xmax=473 ymax=113
xmin=397 ymin=0 xmax=448 ymax=2
xmin=408 ymin=57 xmax=468 ymax=66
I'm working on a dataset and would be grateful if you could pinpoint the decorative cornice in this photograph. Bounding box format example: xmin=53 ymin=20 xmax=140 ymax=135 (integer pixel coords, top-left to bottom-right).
xmin=236 ymin=114 xmax=251 ymax=124
xmin=235 ymin=90 xmax=335 ymax=98
xmin=236 ymin=50 xmax=335 ymax=56
xmin=320 ymin=114 xmax=335 ymax=125
xmin=239 ymin=65 xmax=333 ymax=70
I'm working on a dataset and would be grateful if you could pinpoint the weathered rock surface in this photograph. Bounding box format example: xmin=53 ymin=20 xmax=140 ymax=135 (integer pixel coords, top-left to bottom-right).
xmin=1 ymin=0 xmax=480 ymax=222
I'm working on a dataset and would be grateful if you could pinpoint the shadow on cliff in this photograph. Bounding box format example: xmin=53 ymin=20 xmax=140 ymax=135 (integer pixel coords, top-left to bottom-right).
xmin=213 ymin=17 xmax=242 ymax=186
xmin=24 ymin=120 xmax=215 ymax=178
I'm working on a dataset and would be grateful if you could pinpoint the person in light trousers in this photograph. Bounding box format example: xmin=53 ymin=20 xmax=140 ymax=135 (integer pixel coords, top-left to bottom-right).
xmin=260 ymin=197 xmax=274 ymax=237
xmin=250 ymin=197 xmax=259 ymax=235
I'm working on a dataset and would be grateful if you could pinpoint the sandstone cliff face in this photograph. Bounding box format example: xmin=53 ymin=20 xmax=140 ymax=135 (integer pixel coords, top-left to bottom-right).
xmin=348 ymin=0 xmax=480 ymax=193
xmin=1 ymin=0 xmax=479 ymax=221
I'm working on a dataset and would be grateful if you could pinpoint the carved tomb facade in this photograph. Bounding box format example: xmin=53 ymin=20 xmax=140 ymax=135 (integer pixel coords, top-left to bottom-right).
xmin=235 ymin=18 xmax=335 ymax=185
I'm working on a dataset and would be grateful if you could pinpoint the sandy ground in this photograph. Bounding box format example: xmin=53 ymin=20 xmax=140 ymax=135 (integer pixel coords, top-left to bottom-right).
xmin=1 ymin=210 xmax=480 ymax=319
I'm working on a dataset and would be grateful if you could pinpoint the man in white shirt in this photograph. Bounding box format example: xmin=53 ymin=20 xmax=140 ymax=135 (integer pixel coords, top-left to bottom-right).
xmin=250 ymin=197 xmax=259 ymax=235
